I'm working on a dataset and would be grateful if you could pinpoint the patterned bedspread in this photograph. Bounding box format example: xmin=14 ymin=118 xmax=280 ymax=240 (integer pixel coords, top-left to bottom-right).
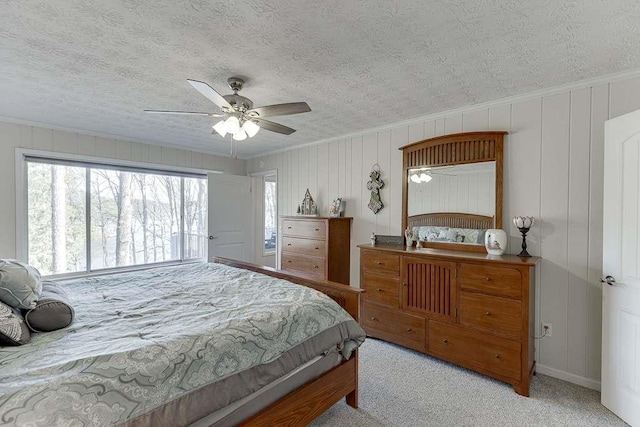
xmin=0 ymin=262 xmax=365 ymax=426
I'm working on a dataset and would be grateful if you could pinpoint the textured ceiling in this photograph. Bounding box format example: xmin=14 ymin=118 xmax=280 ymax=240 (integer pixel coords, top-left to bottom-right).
xmin=1 ymin=1 xmax=640 ymax=158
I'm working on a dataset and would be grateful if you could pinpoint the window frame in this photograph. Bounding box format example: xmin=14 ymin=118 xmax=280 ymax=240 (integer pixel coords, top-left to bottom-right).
xmin=16 ymin=148 xmax=218 ymax=279
xmin=249 ymin=169 xmax=278 ymax=258
xmin=262 ymin=173 xmax=278 ymax=257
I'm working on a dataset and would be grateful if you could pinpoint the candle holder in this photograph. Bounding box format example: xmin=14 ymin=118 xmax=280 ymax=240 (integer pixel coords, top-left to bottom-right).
xmin=513 ymin=216 xmax=535 ymax=258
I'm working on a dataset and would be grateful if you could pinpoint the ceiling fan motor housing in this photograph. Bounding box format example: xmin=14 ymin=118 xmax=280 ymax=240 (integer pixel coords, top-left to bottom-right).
xmin=223 ymin=93 xmax=253 ymax=112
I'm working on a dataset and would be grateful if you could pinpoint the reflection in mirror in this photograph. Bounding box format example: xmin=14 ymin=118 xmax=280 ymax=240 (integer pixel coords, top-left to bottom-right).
xmin=407 ymin=162 xmax=495 ymax=216
xmin=407 ymin=162 xmax=495 ymax=246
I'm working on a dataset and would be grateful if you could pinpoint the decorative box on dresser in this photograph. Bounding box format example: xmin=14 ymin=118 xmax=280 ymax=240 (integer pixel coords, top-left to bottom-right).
xmin=280 ymin=216 xmax=352 ymax=285
xmin=359 ymin=244 xmax=540 ymax=396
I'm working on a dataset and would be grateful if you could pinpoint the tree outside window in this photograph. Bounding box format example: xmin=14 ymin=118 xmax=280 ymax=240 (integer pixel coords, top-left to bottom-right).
xmin=27 ymin=160 xmax=207 ymax=276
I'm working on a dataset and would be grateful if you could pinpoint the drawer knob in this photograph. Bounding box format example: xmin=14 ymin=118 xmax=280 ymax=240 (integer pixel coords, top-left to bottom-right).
xmin=403 ymin=283 xmax=408 ymax=287
xmin=287 ymin=226 xmax=292 ymax=229
xmin=314 ymin=265 xmax=319 ymax=269
xmin=486 ymin=277 xmax=491 ymax=281
xmin=315 ymin=247 xmax=319 ymax=250
xmin=485 ymin=311 xmax=491 ymax=316
xmin=287 ymin=243 xmax=292 ymax=246
xmin=287 ymin=260 xmax=292 ymax=263
xmin=406 ymin=327 xmax=412 ymax=332
xmin=315 ymin=228 xmax=320 ymax=231
xmin=442 ymin=339 xmax=448 ymax=344
xmin=495 ymin=354 xmax=501 ymax=359
xmin=376 ymin=288 xmax=382 ymax=292
xmin=371 ymin=316 xmax=377 ymax=321
xmin=376 ymin=261 xmax=384 ymax=265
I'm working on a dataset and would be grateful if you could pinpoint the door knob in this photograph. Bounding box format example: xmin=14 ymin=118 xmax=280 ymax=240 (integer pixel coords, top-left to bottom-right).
xmin=208 ymin=236 xmax=217 ymax=240
xmin=599 ymin=276 xmax=616 ymax=286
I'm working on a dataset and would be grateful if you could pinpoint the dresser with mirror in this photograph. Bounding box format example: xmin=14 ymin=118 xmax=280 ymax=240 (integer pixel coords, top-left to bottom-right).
xmin=358 ymin=131 xmax=540 ymax=396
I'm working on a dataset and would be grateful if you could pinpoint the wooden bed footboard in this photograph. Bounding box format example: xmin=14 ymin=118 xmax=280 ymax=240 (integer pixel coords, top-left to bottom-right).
xmin=212 ymin=257 xmax=363 ymax=426
xmin=213 ymin=257 xmax=362 ymax=322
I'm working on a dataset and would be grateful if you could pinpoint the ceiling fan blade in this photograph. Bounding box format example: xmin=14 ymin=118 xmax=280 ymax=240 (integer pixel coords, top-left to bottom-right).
xmin=252 ymin=118 xmax=296 ymax=135
xmin=248 ymin=102 xmax=311 ymax=118
xmin=144 ymin=110 xmax=224 ymax=117
xmin=187 ymin=79 xmax=233 ymax=110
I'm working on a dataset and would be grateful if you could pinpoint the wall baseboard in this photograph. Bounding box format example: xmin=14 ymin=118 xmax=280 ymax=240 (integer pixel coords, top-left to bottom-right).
xmin=536 ymin=364 xmax=601 ymax=391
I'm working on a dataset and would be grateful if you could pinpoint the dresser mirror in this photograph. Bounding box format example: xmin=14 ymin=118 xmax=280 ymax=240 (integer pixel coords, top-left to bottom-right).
xmin=401 ymin=131 xmax=506 ymax=253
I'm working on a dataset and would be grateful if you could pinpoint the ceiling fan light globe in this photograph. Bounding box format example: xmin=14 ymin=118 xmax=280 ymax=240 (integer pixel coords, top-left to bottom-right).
xmin=225 ymin=116 xmax=240 ymax=134
xmin=213 ymin=120 xmax=228 ymax=137
xmin=242 ymin=120 xmax=260 ymax=137
xmin=233 ymin=129 xmax=247 ymax=141
xmin=419 ymin=173 xmax=432 ymax=182
xmin=410 ymin=174 xmax=422 ymax=184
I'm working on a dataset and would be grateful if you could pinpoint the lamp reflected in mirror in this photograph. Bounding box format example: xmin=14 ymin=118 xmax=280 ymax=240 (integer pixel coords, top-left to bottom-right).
xmin=409 ymin=168 xmax=432 ymax=183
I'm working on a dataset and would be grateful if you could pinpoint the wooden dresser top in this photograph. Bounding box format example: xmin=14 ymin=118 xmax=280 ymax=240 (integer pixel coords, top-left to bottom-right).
xmin=358 ymin=243 xmax=540 ymax=266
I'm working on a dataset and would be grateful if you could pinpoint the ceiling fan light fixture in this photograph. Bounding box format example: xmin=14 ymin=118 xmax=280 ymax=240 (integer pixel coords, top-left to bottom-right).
xmin=225 ymin=116 xmax=240 ymax=134
xmin=410 ymin=173 xmax=422 ymax=184
xmin=242 ymin=119 xmax=260 ymax=137
xmin=419 ymin=172 xmax=432 ymax=183
xmin=213 ymin=120 xmax=228 ymax=137
xmin=233 ymin=129 xmax=248 ymax=141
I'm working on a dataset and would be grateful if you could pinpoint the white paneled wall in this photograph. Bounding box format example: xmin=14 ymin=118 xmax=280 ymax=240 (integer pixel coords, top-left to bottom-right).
xmin=0 ymin=121 xmax=246 ymax=259
xmin=248 ymin=74 xmax=640 ymax=388
xmin=407 ymin=169 xmax=495 ymax=217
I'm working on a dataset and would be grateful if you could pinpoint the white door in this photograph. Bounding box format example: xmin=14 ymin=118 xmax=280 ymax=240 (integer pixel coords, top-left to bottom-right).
xmin=602 ymin=108 xmax=640 ymax=426
xmin=207 ymin=173 xmax=254 ymax=263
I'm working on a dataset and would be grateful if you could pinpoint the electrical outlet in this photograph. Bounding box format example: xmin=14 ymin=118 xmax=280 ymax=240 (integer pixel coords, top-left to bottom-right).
xmin=542 ymin=322 xmax=552 ymax=337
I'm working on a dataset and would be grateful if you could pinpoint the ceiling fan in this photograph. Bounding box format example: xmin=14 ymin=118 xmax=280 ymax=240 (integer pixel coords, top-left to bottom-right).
xmin=145 ymin=77 xmax=311 ymax=141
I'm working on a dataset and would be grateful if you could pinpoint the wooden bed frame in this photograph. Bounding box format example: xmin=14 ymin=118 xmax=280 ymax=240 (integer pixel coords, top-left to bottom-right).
xmin=407 ymin=212 xmax=494 ymax=253
xmin=212 ymin=257 xmax=363 ymax=427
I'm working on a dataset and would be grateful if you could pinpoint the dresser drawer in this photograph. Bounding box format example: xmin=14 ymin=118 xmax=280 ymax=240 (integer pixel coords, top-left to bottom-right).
xmin=460 ymin=292 xmax=522 ymax=338
xmin=281 ymin=253 xmax=325 ymax=278
xmin=282 ymin=236 xmax=326 ymax=257
xmin=361 ymin=251 xmax=400 ymax=277
xmin=429 ymin=320 xmax=521 ymax=381
xmin=362 ymin=302 xmax=425 ymax=352
xmin=282 ymin=219 xmax=326 ymax=239
xmin=459 ymin=264 xmax=523 ymax=299
xmin=361 ymin=271 xmax=399 ymax=307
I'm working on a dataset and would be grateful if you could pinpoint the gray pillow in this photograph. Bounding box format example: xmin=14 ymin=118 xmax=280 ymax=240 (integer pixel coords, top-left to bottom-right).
xmin=0 ymin=259 xmax=43 ymax=309
xmin=0 ymin=300 xmax=31 ymax=345
xmin=24 ymin=281 xmax=74 ymax=332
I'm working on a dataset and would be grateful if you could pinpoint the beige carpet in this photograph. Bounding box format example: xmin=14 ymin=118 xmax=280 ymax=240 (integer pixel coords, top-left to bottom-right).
xmin=310 ymin=338 xmax=626 ymax=427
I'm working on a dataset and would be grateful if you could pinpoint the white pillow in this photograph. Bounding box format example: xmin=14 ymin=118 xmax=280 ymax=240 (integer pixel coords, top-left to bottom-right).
xmin=436 ymin=229 xmax=458 ymax=242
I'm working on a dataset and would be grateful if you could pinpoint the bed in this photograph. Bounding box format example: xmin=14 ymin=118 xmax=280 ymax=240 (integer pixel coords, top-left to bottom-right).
xmin=0 ymin=258 xmax=365 ymax=426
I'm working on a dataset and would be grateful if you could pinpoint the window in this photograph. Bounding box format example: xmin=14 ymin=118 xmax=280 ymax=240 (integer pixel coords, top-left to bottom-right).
xmin=25 ymin=157 xmax=207 ymax=277
xmin=263 ymin=174 xmax=277 ymax=253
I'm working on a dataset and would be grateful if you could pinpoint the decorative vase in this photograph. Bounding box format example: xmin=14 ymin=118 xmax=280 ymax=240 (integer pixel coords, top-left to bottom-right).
xmin=485 ymin=229 xmax=507 ymax=255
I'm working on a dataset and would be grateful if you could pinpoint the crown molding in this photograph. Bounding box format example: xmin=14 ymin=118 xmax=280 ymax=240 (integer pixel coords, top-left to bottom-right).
xmin=248 ymin=66 xmax=640 ymax=159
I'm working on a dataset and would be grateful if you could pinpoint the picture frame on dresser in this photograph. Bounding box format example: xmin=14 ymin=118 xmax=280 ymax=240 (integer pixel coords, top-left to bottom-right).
xmin=329 ymin=198 xmax=345 ymax=218
xmin=359 ymin=131 xmax=541 ymax=397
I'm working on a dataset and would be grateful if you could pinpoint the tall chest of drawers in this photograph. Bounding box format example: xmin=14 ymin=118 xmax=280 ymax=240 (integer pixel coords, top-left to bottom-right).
xmin=359 ymin=244 xmax=540 ymax=396
xmin=280 ymin=216 xmax=352 ymax=285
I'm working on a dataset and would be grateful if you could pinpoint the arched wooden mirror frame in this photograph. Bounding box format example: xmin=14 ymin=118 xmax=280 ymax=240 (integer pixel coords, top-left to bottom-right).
xmin=401 ymin=131 xmax=507 ymax=253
